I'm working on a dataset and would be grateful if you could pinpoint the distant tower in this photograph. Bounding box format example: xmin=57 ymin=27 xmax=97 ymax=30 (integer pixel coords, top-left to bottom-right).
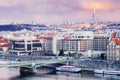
xmin=92 ymin=8 xmax=96 ymax=23
xmin=90 ymin=8 xmax=96 ymax=30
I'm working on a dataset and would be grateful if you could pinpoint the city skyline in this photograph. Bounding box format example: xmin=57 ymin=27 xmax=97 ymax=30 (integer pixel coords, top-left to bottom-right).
xmin=0 ymin=0 xmax=120 ymax=25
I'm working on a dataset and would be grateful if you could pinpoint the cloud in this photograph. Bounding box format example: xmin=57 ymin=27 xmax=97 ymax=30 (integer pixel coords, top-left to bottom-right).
xmin=81 ymin=2 xmax=111 ymax=10
xmin=0 ymin=0 xmax=119 ymax=24
xmin=0 ymin=0 xmax=17 ymax=7
xmin=80 ymin=0 xmax=120 ymax=11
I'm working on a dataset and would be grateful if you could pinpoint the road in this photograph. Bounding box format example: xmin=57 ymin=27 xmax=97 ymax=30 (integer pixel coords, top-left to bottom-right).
xmin=0 ymin=54 xmax=57 ymax=61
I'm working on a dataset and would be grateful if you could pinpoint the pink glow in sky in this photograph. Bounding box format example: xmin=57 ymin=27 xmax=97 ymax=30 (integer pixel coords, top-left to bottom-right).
xmin=0 ymin=0 xmax=120 ymax=25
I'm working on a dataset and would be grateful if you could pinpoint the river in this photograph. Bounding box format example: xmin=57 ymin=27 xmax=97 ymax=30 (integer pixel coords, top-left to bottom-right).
xmin=0 ymin=68 xmax=120 ymax=80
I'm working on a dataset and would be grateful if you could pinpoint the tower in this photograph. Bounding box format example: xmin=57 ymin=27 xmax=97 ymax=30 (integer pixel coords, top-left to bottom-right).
xmin=90 ymin=8 xmax=96 ymax=30
xmin=92 ymin=8 xmax=96 ymax=23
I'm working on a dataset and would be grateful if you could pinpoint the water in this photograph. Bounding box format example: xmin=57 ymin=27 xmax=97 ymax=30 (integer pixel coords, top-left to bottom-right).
xmin=0 ymin=67 xmax=20 ymax=80
xmin=1 ymin=68 xmax=120 ymax=80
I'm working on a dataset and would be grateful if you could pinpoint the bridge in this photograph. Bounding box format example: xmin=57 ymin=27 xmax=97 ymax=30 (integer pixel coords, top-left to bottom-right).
xmin=0 ymin=55 xmax=68 ymax=75
xmin=0 ymin=59 xmax=67 ymax=68
xmin=0 ymin=54 xmax=120 ymax=76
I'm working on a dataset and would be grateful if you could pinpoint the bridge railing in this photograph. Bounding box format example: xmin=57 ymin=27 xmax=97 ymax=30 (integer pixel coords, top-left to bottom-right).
xmin=0 ymin=58 xmax=67 ymax=67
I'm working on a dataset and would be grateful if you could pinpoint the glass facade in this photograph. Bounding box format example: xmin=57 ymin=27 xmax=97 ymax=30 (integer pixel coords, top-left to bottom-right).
xmin=12 ymin=40 xmax=42 ymax=51
xmin=14 ymin=44 xmax=24 ymax=48
xmin=33 ymin=43 xmax=41 ymax=47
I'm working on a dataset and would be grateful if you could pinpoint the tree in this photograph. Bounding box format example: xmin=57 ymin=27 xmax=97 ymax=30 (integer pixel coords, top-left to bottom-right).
xmin=68 ymin=52 xmax=72 ymax=57
xmin=100 ymin=53 xmax=106 ymax=60
xmin=65 ymin=52 xmax=72 ymax=57
xmin=58 ymin=49 xmax=64 ymax=56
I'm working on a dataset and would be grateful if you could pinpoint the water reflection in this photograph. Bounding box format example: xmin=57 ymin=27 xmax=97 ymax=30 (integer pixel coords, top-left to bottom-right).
xmin=1 ymin=68 xmax=120 ymax=80
xmin=0 ymin=67 xmax=19 ymax=80
xmin=18 ymin=74 xmax=104 ymax=80
xmin=16 ymin=71 xmax=120 ymax=80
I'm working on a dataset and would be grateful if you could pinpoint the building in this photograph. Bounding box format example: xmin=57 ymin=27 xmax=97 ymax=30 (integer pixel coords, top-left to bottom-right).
xmin=57 ymin=31 xmax=94 ymax=54
xmin=42 ymin=37 xmax=53 ymax=51
xmin=93 ymin=31 xmax=109 ymax=51
xmin=107 ymin=32 xmax=120 ymax=61
xmin=57 ymin=39 xmax=78 ymax=52
xmin=9 ymin=33 xmax=42 ymax=55
xmin=35 ymin=31 xmax=60 ymax=55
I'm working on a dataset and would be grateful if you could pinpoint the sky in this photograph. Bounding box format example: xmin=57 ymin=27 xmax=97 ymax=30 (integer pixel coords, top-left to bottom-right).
xmin=0 ymin=0 xmax=120 ymax=25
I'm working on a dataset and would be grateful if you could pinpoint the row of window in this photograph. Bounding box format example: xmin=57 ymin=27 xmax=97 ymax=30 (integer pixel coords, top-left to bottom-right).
xmin=72 ymin=36 xmax=90 ymax=38
xmin=14 ymin=43 xmax=41 ymax=48
xmin=108 ymin=53 xmax=116 ymax=56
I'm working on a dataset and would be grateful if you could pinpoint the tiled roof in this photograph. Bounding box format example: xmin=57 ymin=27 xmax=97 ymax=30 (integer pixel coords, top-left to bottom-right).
xmin=1 ymin=44 xmax=8 ymax=47
xmin=112 ymin=32 xmax=120 ymax=45
xmin=64 ymin=35 xmax=72 ymax=40
xmin=0 ymin=39 xmax=7 ymax=43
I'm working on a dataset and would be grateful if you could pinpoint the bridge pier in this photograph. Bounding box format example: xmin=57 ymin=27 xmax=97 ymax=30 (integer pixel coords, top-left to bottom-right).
xmin=18 ymin=59 xmax=67 ymax=76
xmin=20 ymin=64 xmax=59 ymax=76
xmin=20 ymin=66 xmax=35 ymax=76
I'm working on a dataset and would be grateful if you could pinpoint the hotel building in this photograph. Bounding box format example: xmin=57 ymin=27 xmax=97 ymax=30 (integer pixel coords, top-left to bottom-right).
xmin=57 ymin=31 xmax=94 ymax=53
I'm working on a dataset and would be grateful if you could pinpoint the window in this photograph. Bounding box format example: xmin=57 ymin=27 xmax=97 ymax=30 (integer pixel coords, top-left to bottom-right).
xmin=33 ymin=43 xmax=41 ymax=47
xmin=82 ymin=36 xmax=84 ymax=38
xmin=14 ymin=44 xmax=24 ymax=48
xmin=87 ymin=36 xmax=90 ymax=38
xmin=78 ymin=36 xmax=81 ymax=38
xmin=27 ymin=44 xmax=31 ymax=50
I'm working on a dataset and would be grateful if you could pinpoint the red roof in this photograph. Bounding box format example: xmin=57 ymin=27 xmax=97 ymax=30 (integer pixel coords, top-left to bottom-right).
xmin=44 ymin=36 xmax=53 ymax=40
xmin=36 ymin=36 xmax=53 ymax=40
xmin=0 ymin=36 xmax=2 ymax=39
xmin=64 ymin=35 xmax=71 ymax=40
xmin=112 ymin=32 xmax=120 ymax=45
xmin=13 ymin=33 xmax=19 ymax=37
xmin=0 ymin=39 xmax=7 ymax=43
xmin=94 ymin=30 xmax=107 ymax=34
xmin=1 ymin=44 xmax=8 ymax=47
